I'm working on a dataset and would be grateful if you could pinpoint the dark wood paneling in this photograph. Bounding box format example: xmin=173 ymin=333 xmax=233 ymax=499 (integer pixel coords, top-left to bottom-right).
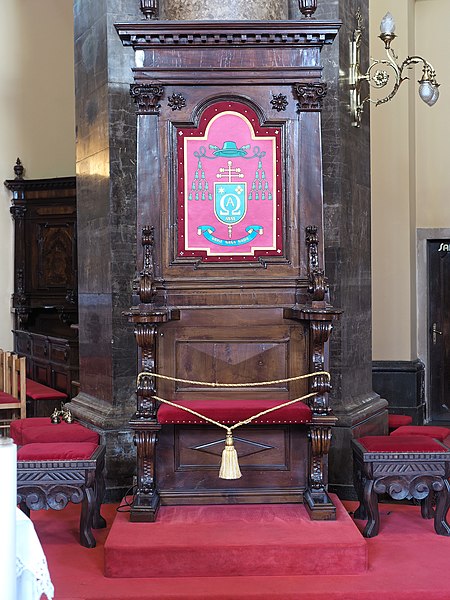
xmin=4 ymin=172 xmax=79 ymax=399
xmin=158 ymin=424 xmax=308 ymax=505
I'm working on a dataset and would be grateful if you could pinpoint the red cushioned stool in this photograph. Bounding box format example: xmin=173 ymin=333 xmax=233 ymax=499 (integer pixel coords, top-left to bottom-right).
xmin=10 ymin=417 xmax=99 ymax=446
xmin=352 ymin=435 xmax=450 ymax=538
xmin=388 ymin=413 xmax=413 ymax=433
xmin=17 ymin=442 xmax=106 ymax=548
xmin=23 ymin=379 xmax=68 ymax=418
xmin=390 ymin=425 xmax=450 ymax=443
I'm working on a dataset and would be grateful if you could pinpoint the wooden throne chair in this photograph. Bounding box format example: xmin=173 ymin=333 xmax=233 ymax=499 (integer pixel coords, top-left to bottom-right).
xmin=116 ymin=18 xmax=342 ymax=522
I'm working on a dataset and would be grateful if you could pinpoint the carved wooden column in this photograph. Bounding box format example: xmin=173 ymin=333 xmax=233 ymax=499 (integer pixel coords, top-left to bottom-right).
xmin=126 ymin=225 xmax=179 ymax=521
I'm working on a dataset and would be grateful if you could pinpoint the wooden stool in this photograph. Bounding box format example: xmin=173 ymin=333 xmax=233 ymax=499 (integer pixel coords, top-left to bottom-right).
xmin=17 ymin=442 xmax=106 ymax=548
xmin=352 ymin=435 xmax=450 ymax=537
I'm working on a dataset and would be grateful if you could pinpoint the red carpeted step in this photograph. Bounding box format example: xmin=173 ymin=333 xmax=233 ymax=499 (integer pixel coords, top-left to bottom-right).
xmin=104 ymin=495 xmax=367 ymax=578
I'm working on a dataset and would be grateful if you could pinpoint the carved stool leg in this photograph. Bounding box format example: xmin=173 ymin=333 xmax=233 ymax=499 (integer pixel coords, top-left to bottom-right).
xmin=93 ymin=453 xmax=107 ymax=530
xmin=433 ymin=479 xmax=450 ymax=536
xmin=362 ymin=478 xmax=380 ymax=538
xmin=19 ymin=500 xmax=30 ymax=518
xmin=80 ymin=482 xmax=96 ymax=548
xmin=352 ymin=458 xmax=367 ymax=521
xmin=421 ymin=492 xmax=435 ymax=520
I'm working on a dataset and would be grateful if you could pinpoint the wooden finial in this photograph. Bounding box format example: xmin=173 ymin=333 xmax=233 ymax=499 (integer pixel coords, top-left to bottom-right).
xmin=14 ymin=158 xmax=24 ymax=180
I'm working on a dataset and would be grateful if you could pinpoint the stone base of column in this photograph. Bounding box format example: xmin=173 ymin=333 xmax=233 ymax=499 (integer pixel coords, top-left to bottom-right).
xmin=328 ymin=393 xmax=388 ymax=499
xmin=67 ymin=392 xmax=136 ymax=502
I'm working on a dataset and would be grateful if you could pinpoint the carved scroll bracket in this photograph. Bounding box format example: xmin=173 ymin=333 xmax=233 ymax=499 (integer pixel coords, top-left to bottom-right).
xmin=305 ymin=225 xmax=328 ymax=302
xmin=137 ymin=226 xmax=157 ymax=304
xmin=309 ymin=425 xmax=332 ymax=490
xmin=130 ymin=84 xmax=164 ymax=115
xmin=294 ymin=82 xmax=327 ymax=112
xmin=134 ymin=323 xmax=159 ymax=419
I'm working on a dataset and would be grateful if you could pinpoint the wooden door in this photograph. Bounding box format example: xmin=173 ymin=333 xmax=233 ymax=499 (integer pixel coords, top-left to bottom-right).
xmin=428 ymin=240 xmax=450 ymax=421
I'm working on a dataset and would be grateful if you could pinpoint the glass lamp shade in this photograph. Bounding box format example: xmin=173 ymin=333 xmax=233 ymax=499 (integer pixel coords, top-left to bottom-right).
xmin=380 ymin=12 xmax=396 ymax=35
xmin=418 ymin=80 xmax=435 ymax=105
xmin=426 ymin=85 xmax=440 ymax=107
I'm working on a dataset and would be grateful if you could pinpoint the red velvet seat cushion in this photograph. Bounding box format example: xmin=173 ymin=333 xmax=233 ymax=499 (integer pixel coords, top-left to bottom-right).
xmin=19 ymin=417 xmax=54 ymax=428
xmin=390 ymin=425 xmax=450 ymax=442
xmin=24 ymin=379 xmax=67 ymax=401
xmin=18 ymin=442 xmax=98 ymax=461
xmin=0 ymin=391 xmax=17 ymax=404
xmin=358 ymin=435 xmax=448 ymax=453
xmin=21 ymin=423 xmax=99 ymax=445
xmin=158 ymin=400 xmax=312 ymax=425
xmin=10 ymin=418 xmax=98 ymax=446
xmin=388 ymin=414 xmax=413 ymax=431
xmin=10 ymin=418 xmax=53 ymax=445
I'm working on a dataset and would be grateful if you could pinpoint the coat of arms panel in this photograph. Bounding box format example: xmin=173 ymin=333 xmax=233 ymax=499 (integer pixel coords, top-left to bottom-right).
xmin=176 ymin=100 xmax=283 ymax=263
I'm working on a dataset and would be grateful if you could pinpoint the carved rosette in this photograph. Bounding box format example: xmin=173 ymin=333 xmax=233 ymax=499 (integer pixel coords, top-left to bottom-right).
xmin=130 ymin=84 xmax=164 ymax=115
xmin=270 ymin=93 xmax=289 ymax=112
xmin=295 ymin=83 xmax=327 ymax=112
xmin=167 ymin=92 xmax=186 ymax=111
xmin=309 ymin=426 xmax=332 ymax=489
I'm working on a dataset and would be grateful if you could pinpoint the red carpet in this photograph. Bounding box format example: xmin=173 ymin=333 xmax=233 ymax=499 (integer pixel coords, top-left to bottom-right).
xmin=31 ymin=499 xmax=450 ymax=599
xmin=104 ymin=497 xmax=367 ymax=577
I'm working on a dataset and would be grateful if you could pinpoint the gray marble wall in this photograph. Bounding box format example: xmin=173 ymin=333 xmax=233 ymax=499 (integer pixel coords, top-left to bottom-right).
xmin=72 ymin=0 xmax=142 ymax=499
xmin=162 ymin=0 xmax=288 ymax=19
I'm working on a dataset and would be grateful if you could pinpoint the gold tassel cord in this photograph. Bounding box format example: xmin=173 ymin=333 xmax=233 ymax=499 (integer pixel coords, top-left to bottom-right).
xmin=139 ymin=371 xmax=331 ymax=479
xmin=219 ymin=431 xmax=242 ymax=479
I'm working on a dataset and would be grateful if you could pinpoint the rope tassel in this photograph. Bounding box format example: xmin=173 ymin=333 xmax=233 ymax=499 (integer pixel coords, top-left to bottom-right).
xmin=219 ymin=431 xmax=242 ymax=479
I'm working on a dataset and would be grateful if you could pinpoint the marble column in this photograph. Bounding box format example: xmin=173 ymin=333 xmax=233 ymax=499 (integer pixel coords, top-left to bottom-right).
xmin=289 ymin=0 xmax=388 ymax=497
xmin=72 ymin=0 xmax=289 ymax=500
xmin=161 ymin=0 xmax=287 ymax=20
xmin=73 ymin=0 xmax=384 ymax=500
xmin=71 ymin=0 xmax=143 ymax=499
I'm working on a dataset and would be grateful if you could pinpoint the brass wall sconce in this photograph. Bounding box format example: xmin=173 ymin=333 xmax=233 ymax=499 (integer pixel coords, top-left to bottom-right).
xmin=349 ymin=9 xmax=440 ymax=127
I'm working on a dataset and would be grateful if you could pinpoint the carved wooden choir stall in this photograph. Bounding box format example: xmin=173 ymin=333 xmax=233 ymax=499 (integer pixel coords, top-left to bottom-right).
xmin=4 ymin=162 xmax=79 ymax=409
xmin=116 ymin=18 xmax=341 ymax=522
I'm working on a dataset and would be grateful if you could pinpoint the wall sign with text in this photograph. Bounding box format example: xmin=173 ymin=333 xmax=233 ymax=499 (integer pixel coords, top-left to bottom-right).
xmin=176 ymin=101 xmax=283 ymax=263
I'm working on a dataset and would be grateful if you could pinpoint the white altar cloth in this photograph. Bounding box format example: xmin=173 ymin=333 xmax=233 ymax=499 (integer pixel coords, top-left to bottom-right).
xmin=16 ymin=508 xmax=54 ymax=600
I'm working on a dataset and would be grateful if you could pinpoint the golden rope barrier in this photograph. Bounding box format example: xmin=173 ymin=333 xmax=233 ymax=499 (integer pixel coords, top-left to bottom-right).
xmin=137 ymin=370 xmax=330 ymax=480
xmin=138 ymin=370 xmax=330 ymax=388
